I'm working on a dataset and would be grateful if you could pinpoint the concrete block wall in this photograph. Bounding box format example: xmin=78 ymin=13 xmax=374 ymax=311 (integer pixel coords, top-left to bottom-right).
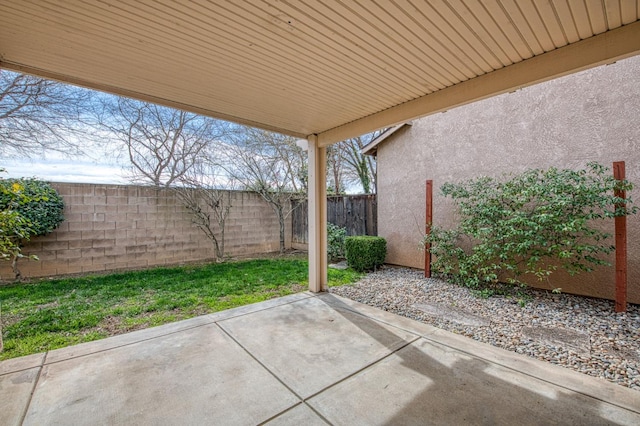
xmin=0 ymin=183 xmax=291 ymax=279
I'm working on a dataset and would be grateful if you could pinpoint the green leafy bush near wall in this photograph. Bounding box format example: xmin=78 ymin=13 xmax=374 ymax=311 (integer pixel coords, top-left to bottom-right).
xmin=327 ymin=222 xmax=347 ymax=261
xmin=424 ymin=162 xmax=637 ymax=289
xmin=0 ymin=177 xmax=64 ymax=278
xmin=345 ymin=236 xmax=386 ymax=272
xmin=0 ymin=178 xmax=64 ymax=237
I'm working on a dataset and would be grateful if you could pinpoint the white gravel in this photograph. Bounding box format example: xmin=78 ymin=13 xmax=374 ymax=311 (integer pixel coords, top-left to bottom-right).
xmin=330 ymin=267 xmax=640 ymax=391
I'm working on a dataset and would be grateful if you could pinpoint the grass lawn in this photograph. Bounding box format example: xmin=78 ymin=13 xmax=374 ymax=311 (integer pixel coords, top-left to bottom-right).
xmin=0 ymin=258 xmax=361 ymax=360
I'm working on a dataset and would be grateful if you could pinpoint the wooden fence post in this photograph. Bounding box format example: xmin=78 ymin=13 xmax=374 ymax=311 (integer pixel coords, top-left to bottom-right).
xmin=425 ymin=180 xmax=433 ymax=278
xmin=613 ymin=161 xmax=627 ymax=313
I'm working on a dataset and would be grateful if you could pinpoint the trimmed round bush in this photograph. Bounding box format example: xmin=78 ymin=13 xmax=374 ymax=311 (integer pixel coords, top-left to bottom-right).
xmin=345 ymin=236 xmax=386 ymax=272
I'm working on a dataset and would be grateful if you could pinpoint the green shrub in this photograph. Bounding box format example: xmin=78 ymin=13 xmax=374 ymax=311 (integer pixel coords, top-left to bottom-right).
xmin=0 ymin=177 xmax=64 ymax=278
xmin=327 ymin=222 xmax=347 ymax=261
xmin=345 ymin=236 xmax=386 ymax=272
xmin=0 ymin=178 xmax=64 ymax=237
xmin=424 ymin=162 xmax=637 ymax=289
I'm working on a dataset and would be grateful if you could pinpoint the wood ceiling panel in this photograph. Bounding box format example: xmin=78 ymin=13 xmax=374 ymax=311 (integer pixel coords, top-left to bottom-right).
xmin=568 ymin=1 xmax=596 ymax=39
xmin=516 ymin=1 xmax=557 ymax=51
xmin=250 ymin=0 xmax=421 ymax=102
xmin=461 ymin=0 xmax=523 ymax=63
xmin=535 ymin=0 xmax=569 ymax=48
xmin=620 ymin=0 xmax=638 ymax=24
xmin=604 ymin=0 xmax=623 ymax=28
xmin=380 ymin=0 xmax=477 ymax=80
xmin=499 ymin=0 xmax=544 ymax=56
xmin=551 ymin=0 xmax=582 ymax=43
xmin=447 ymin=0 xmax=513 ymax=67
xmin=422 ymin=0 xmax=501 ymax=71
xmin=585 ymin=0 xmax=608 ymax=33
xmin=481 ymin=0 xmax=533 ymax=59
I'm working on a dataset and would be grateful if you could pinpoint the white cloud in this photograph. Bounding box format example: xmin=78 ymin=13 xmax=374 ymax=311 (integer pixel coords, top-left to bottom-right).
xmin=2 ymin=157 xmax=129 ymax=184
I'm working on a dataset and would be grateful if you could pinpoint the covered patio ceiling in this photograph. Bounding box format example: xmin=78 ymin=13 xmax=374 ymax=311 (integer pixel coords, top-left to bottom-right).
xmin=1 ymin=1 xmax=639 ymax=146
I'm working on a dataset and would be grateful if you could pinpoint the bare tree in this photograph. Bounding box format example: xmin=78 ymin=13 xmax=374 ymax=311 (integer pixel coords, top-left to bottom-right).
xmin=174 ymin=161 xmax=232 ymax=262
xmin=326 ymin=144 xmax=346 ymax=195
xmin=97 ymin=95 xmax=234 ymax=260
xmin=98 ymin=96 xmax=228 ymax=187
xmin=220 ymin=127 xmax=306 ymax=253
xmin=0 ymin=70 xmax=93 ymax=158
xmin=339 ymin=131 xmax=380 ymax=194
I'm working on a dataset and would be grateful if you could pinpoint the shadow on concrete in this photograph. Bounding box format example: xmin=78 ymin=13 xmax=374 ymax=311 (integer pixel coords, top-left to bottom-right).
xmin=318 ymin=294 xmax=636 ymax=425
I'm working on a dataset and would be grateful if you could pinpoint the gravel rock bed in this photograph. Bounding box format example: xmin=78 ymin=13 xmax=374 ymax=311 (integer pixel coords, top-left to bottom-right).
xmin=330 ymin=267 xmax=640 ymax=391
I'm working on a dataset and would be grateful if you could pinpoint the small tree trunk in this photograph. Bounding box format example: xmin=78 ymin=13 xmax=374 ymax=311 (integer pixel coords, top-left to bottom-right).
xmin=11 ymin=255 xmax=21 ymax=281
xmin=0 ymin=303 xmax=3 ymax=353
xmin=212 ymin=238 xmax=221 ymax=263
xmin=278 ymin=208 xmax=286 ymax=254
xmin=219 ymin=227 xmax=225 ymax=261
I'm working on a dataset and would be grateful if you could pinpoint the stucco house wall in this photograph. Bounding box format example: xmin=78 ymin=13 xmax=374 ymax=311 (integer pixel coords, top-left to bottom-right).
xmin=375 ymin=55 xmax=640 ymax=303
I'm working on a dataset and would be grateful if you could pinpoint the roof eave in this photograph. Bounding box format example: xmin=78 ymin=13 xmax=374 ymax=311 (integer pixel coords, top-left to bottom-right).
xmin=361 ymin=122 xmax=412 ymax=156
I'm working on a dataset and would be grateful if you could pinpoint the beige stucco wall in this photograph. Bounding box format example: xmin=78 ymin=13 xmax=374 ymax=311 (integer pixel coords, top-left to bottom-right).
xmin=378 ymin=55 xmax=640 ymax=303
xmin=0 ymin=183 xmax=291 ymax=280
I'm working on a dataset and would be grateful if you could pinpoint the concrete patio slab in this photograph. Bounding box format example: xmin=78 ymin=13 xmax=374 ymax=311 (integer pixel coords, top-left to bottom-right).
xmin=23 ymin=323 xmax=298 ymax=425
xmin=1 ymin=292 xmax=639 ymax=425
xmin=0 ymin=367 xmax=40 ymax=426
xmin=218 ymin=295 xmax=419 ymax=398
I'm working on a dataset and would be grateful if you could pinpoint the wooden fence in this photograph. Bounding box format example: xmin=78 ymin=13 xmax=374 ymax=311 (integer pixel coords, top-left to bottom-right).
xmin=291 ymin=195 xmax=377 ymax=244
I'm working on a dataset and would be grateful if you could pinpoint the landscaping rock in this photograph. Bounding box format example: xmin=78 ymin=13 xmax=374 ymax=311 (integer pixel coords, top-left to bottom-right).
xmin=331 ymin=267 xmax=640 ymax=391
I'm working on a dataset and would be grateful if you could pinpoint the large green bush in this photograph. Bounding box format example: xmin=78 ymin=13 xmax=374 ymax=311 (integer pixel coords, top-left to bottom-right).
xmin=424 ymin=162 xmax=636 ymax=289
xmin=345 ymin=236 xmax=386 ymax=272
xmin=0 ymin=177 xmax=64 ymax=278
xmin=0 ymin=178 xmax=64 ymax=237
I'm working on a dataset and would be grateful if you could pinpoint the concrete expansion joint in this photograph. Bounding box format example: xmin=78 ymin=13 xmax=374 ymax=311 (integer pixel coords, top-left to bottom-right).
xmin=257 ymin=401 xmax=333 ymax=426
xmin=19 ymin=352 xmax=47 ymax=425
xmin=252 ymin=327 xmax=420 ymax=426
xmin=215 ymin=322 xmax=304 ymax=401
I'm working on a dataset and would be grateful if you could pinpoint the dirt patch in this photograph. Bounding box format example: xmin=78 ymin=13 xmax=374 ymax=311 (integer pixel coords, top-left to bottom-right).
xmin=412 ymin=302 xmax=490 ymax=327
xmin=36 ymin=301 xmax=60 ymax=310
xmin=522 ymin=326 xmax=591 ymax=356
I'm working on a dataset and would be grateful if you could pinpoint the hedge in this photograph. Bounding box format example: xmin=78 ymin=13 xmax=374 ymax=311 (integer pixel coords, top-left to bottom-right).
xmin=345 ymin=236 xmax=386 ymax=272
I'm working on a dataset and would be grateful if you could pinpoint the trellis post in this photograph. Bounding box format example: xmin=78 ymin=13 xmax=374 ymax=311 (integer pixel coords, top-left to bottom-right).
xmin=425 ymin=180 xmax=433 ymax=278
xmin=613 ymin=161 xmax=627 ymax=313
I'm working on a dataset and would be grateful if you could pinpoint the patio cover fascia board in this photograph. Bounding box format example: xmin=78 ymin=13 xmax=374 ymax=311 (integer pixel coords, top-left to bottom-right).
xmin=316 ymin=20 xmax=640 ymax=147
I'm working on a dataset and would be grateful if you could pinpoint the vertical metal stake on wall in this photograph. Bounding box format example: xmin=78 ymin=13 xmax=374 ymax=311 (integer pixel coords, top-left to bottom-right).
xmin=613 ymin=161 xmax=627 ymax=313
xmin=425 ymin=180 xmax=433 ymax=278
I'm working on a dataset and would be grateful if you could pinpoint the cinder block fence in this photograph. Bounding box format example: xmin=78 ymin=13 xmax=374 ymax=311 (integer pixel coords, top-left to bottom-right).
xmin=0 ymin=183 xmax=291 ymax=280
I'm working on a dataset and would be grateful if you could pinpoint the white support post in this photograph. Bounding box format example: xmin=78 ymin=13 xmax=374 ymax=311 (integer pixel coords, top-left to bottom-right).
xmin=307 ymin=134 xmax=327 ymax=292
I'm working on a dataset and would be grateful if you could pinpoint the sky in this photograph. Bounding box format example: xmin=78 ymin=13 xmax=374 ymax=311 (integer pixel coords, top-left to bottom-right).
xmin=3 ymin=156 xmax=129 ymax=185
xmin=2 ymin=133 xmax=131 ymax=184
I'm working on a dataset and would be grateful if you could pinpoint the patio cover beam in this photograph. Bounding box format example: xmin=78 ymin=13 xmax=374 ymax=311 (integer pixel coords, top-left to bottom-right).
xmin=316 ymin=21 xmax=640 ymax=147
